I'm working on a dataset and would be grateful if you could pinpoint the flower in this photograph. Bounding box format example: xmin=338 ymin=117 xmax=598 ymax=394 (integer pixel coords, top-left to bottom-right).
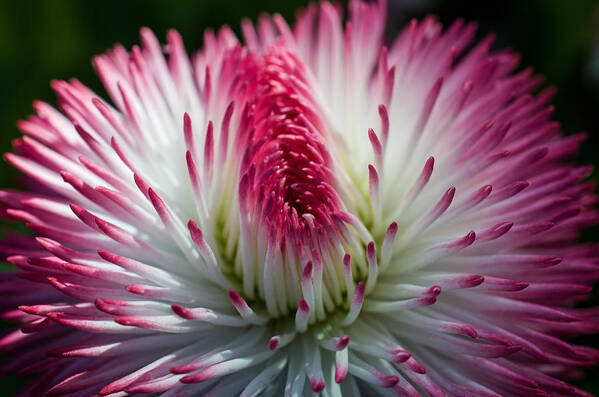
xmin=1 ymin=0 xmax=598 ymax=395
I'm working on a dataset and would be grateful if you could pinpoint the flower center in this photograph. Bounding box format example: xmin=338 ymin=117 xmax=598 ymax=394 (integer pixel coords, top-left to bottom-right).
xmin=231 ymin=46 xmax=365 ymax=319
xmin=238 ymin=48 xmax=341 ymax=246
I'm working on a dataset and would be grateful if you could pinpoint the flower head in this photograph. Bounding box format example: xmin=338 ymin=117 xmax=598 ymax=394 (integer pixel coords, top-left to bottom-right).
xmin=1 ymin=1 xmax=598 ymax=395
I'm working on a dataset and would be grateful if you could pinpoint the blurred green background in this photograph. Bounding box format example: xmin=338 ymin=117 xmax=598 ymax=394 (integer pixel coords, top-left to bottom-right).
xmin=1 ymin=0 xmax=599 ymax=394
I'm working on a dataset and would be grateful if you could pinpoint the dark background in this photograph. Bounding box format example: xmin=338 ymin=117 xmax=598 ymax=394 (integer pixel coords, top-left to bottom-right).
xmin=1 ymin=0 xmax=598 ymax=394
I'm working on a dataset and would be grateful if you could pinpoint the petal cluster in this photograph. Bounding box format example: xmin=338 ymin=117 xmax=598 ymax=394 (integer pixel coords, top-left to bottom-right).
xmin=0 ymin=1 xmax=598 ymax=396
